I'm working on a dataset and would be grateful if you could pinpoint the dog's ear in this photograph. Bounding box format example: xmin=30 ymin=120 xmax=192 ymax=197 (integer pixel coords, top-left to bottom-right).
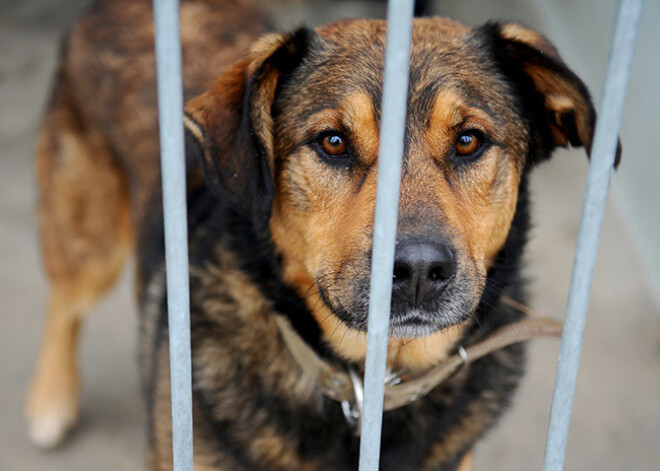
xmin=483 ymin=22 xmax=621 ymax=167
xmin=184 ymin=28 xmax=315 ymax=232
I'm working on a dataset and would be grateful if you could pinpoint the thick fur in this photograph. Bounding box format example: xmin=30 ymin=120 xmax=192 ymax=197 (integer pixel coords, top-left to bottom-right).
xmin=28 ymin=1 xmax=601 ymax=469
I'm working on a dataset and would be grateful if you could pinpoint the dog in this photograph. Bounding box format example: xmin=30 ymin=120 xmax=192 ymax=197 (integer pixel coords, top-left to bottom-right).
xmin=27 ymin=0 xmax=607 ymax=469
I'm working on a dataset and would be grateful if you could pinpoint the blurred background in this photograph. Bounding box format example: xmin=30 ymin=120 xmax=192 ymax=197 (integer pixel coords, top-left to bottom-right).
xmin=0 ymin=0 xmax=658 ymax=469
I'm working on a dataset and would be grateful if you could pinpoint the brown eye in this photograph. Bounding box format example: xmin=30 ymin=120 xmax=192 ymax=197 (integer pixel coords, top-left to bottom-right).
xmin=455 ymin=131 xmax=482 ymax=156
xmin=321 ymin=133 xmax=347 ymax=156
xmin=314 ymin=131 xmax=354 ymax=167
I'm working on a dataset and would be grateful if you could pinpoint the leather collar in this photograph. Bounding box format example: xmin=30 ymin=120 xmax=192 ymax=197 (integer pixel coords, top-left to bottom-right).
xmin=275 ymin=297 xmax=562 ymax=435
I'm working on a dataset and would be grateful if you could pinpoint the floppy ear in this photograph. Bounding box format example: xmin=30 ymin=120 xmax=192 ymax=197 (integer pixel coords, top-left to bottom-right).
xmin=184 ymin=28 xmax=315 ymax=233
xmin=483 ymin=22 xmax=621 ymax=167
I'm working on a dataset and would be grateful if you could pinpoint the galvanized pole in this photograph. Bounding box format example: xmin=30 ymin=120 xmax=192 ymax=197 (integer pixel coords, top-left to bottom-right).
xmin=153 ymin=1 xmax=194 ymax=470
xmin=358 ymin=1 xmax=414 ymax=470
xmin=543 ymin=1 xmax=643 ymax=470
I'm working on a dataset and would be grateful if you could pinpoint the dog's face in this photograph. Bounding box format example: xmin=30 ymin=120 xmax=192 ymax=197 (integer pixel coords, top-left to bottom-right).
xmin=185 ymin=19 xmax=597 ymax=368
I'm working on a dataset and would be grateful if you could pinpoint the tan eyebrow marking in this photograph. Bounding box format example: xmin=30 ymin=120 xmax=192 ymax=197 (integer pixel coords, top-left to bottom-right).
xmin=342 ymin=93 xmax=379 ymax=164
xmin=425 ymin=89 xmax=502 ymax=161
xmin=296 ymin=93 xmax=380 ymax=165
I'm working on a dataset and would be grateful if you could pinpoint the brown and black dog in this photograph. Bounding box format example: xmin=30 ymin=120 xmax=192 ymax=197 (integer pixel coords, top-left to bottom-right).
xmin=27 ymin=0 xmax=602 ymax=469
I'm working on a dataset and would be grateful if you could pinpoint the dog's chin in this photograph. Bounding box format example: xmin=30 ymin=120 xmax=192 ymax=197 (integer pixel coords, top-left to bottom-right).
xmin=390 ymin=309 xmax=469 ymax=339
xmin=388 ymin=307 xmax=473 ymax=338
xmin=328 ymin=303 xmax=473 ymax=340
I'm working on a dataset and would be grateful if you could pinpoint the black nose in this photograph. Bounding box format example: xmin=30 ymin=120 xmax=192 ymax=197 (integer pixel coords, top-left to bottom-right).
xmin=392 ymin=240 xmax=455 ymax=307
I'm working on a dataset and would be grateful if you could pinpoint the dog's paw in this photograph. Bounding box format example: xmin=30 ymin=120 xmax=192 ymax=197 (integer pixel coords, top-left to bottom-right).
xmin=27 ymin=408 xmax=77 ymax=449
xmin=26 ymin=378 xmax=79 ymax=449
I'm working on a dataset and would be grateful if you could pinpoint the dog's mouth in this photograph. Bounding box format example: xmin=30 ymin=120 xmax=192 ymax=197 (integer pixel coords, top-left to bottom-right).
xmin=388 ymin=304 xmax=473 ymax=338
xmin=315 ymin=274 xmax=478 ymax=339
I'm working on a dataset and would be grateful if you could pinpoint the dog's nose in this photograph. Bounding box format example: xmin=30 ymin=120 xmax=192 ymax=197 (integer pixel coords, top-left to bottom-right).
xmin=392 ymin=241 xmax=455 ymax=307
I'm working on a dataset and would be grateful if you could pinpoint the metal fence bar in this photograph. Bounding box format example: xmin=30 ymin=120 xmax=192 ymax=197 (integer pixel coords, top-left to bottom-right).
xmin=153 ymin=1 xmax=194 ymax=470
xmin=542 ymin=0 xmax=643 ymax=469
xmin=358 ymin=1 xmax=414 ymax=470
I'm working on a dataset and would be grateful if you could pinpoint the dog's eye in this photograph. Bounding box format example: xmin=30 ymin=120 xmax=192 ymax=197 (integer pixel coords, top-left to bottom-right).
xmin=313 ymin=131 xmax=353 ymax=166
xmin=454 ymin=130 xmax=484 ymax=157
xmin=321 ymin=133 xmax=348 ymax=156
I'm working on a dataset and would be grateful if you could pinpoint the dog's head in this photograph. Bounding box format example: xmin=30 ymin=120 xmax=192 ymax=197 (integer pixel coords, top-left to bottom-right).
xmin=185 ymin=19 xmax=603 ymax=368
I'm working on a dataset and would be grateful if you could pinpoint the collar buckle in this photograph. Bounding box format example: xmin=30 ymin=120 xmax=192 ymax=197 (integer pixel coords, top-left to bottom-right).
xmin=340 ymin=367 xmax=364 ymax=436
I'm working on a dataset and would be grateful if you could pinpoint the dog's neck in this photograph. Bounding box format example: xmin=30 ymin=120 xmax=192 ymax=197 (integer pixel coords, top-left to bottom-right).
xmin=274 ymin=303 xmax=562 ymax=436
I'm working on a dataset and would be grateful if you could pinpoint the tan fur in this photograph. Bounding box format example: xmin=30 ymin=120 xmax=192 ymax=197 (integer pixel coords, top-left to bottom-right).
xmin=28 ymin=85 xmax=133 ymax=447
xmin=456 ymin=451 xmax=475 ymax=471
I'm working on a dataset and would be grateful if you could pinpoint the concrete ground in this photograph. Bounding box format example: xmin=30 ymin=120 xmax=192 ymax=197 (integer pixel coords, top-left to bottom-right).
xmin=1 ymin=1 xmax=658 ymax=470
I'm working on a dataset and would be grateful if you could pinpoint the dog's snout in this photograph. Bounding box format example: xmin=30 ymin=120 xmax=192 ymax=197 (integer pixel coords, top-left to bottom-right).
xmin=392 ymin=241 xmax=455 ymax=307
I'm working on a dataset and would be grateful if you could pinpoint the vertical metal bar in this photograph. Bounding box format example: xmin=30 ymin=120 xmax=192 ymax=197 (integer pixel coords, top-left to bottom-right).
xmin=358 ymin=1 xmax=414 ymax=470
xmin=153 ymin=1 xmax=194 ymax=470
xmin=543 ymin=1 xmax=642 ymax=469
